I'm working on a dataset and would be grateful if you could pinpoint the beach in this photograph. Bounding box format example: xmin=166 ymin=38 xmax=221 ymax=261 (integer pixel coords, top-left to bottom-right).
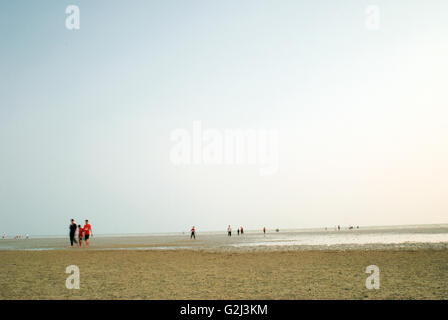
xmin=3 ymin=0 xmax=448 ymax=304
xmin=1 ymin=249 xmax=447 ymax=299
xmin=1 ymin=226 xmax=448 ymax=300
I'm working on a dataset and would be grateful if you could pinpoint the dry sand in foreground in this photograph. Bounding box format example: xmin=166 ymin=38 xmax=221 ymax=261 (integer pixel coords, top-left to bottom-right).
xmin=1 ymin=249 xmax=447 ymax=299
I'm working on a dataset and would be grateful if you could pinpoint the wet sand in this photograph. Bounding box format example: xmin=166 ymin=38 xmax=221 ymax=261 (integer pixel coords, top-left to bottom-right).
xmin=1 ymin=249 xmax=447 ymax=299
xmin=2 ymin=224 xmax=448 ymax=252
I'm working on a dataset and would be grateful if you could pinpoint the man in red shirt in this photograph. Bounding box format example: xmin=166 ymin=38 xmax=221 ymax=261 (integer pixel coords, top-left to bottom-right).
xmin=83 ymin=220 xmax=93 ymax=246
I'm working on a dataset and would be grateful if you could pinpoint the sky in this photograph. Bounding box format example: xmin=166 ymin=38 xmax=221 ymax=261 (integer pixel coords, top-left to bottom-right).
xmin=1 ymin=0 xmax=447 ymax=236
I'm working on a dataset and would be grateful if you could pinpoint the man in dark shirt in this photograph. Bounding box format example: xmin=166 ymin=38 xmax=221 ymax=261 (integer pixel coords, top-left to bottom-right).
xmin=69 ymin=219 xmax=77 ymax=247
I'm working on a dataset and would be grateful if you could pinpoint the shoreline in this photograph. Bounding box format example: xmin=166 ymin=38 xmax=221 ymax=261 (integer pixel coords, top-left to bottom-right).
xmin=6 ymin=222 xmax=448 ymax=240
xmin=1 ymin=242 xmax=448 ymax=252
xmin=2 ymin=224 xmax=448 ymax=252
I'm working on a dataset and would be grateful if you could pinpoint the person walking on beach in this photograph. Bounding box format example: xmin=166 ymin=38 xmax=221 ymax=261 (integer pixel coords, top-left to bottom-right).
xmin=237 ymin=228 xmax=240 ymax=236
xmin=78 ymin=225 xmax=84 ymax=247
xmin=240 ymin=226 xmax=244 ymax=235
xmin=263 ymin=227 xmax=266 ymax=235
xmin=69 ymin=219 xmax=77 ymax=247
xmin=83 ymin=220 xmax=93 ymax=246
xmin=227 ymin=225 xmax=232 ymax=237
xmin=190 ymin=226 xmax=196 ymax=239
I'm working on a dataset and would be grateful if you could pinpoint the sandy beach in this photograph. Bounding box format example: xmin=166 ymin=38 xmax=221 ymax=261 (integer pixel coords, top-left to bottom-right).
xmin=1 ymin=248 xmax=447 ymax=300
xmin=3 ymin=0 xmax=448 ymax=305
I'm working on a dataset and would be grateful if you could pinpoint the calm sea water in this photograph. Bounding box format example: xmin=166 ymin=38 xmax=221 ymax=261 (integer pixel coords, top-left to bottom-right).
xmin=1 ymin=224 xmax=448 ymax=251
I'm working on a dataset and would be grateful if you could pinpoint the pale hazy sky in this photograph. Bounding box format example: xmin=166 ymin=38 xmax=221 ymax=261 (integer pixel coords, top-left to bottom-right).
xmin=1 ymin=0 xmax=447 ymax=236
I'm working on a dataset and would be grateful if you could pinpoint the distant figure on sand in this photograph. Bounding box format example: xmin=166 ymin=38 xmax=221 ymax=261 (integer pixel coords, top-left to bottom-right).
xmin=83 ymin=220 xmax=93 ymax=246
xmin=240 ymin=226 xmax=244 ymax=235
xmin=2 ymin=233 xmax=5 ymax=239
xmin=69 ymin=219 xmax=77 ymax=247
xmin=227 ymin=225 xmax=232 ymax=237
xmin=190 ymin=226 xmax=196 ymax=239
xmin=263 ymin=227 xmax=266 ymax=235
xmin=237 ymin=228 xmax=240 ymax=236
